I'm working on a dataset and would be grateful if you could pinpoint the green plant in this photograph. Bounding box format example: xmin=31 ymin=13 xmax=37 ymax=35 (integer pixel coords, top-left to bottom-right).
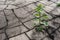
xmin=33 ymin=4 xmax=49 ymax=32
xmin=57 ymin=3 xmax=60 ymax=7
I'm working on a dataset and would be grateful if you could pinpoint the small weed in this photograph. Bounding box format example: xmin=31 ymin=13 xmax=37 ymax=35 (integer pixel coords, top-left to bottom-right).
xmin=33 ymin=4 xmax=49 ymax=32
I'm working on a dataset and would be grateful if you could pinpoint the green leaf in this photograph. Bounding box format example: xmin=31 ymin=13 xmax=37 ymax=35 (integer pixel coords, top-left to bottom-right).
xmin=34 ymin=13 xmax=41 ymax=17
xmin=35 ymin=27 xmax=43 ymax=32
xmin=35 ymin=7 xmax=42 ymax=13
xmin=34 ymin=13 xmax=39 ymax=17
xmin=41 ymin=16 xmax=48 ymax=20
xmin=43 ymin=16 xmax=48 ymax=19
xmin=42 ymin=13 xmax=47 ymax=16
xmin=35 ymin=4 xmax=44 ymax=13
xmin=44 ymin=22 xmax=48 ymax=26
xmin=41 ymin=21 xmax=48 ymax=26
xmin=37 ymin=4 xmax=44 ymax=9
xmin=57 ymin=3 xmax=60 ymax=7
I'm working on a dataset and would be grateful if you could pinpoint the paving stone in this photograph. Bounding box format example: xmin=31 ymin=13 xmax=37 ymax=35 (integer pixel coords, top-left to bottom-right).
xmin=4 ymin=10 xmax=13 ymax=16
xmin=18 ymin=3 xmax=36 ymax=11
xmin=16 ymin=0 xmax=37 ymax=7
xmin=24 ymin=20 xmax=34 ymax=29
xmin=0 ymin=0 xmax=5 ymax=1
xmin=51 ymin=0 xmax=58 ymax=2
xmin=54 ymin=31 xmax=60 ymax=40
xmin=58 ymin=28 xmax=60 ymax=32
xmin=56 ymin=0 xmax=60 ymax=3
xmin=42 ymin=38 xmax=49 ymax=40
xmin=44 ymin=6 xmax=54 ymax=12
xmin=0 ymin=29 xmax=4 ymax=34
xmin=7 ymin=13 xmax=20 ymax=21
xmin=26 ymin=29 xmax=35 ymax=39
xmin=6 ymin=14 xmax=17 ymax=21
xmin=31 ymin=31 xmax=48 ymax=40
xmin=6 ymin=5 xmax=18 ymax=9
xmin=36 ymin=1 xmax=45 ymax=6
xmin=14 ymin=8 xmax=30 ymax=18
xmin=8 ymin=19 xmax=21 ymax=28
xmin=51 ymin=7 xmax=60 ymax=15
xmin=6 ymin=0 xmax=25 ymax=5
xmin=40 ymin=0 xmax=53 ymax=6
xmin=7 ymin=0 xmax=16 ymax=2
xmin=4 ymin=10 xmax=22 ymax=28
xmin=0 ymin=1 xmax=5 ymax=4
xmin=47 ymin=14 xmax=53 ymax=19
xmin=54 ymin=18 xmax=60 ymax=23
xmin=49 ymin=3 xmax=56 ymax=8
xmin=6 ymin=26 xmax=21 ymax=37
xmin=48 ymin=20 xmax=60 ymax=29
xmin=0 ymin=1 xmax=5 ymax=5
xmin=25 ymin=0 xmax=36 ymax=4
xmin=24 ymin=6 xmax=33 ymax=12
xmin=26 ymin=4 xmax=36 ymax=11
xmin=7 ymin=14 xmax=22 ymax=28
xmin=0 ymin=5 xmax=7 ymax=10
xmin=21 ymin=14 xmax=34 ymax=22
xmin=47 ymin=26 xmax=55 ymax=33
xmin=20 ymin=25 xmax=28 ymax=33
xmin=0 ymin=33 xmax=6 ymax=40
xmin=43 ymin=37 xmax=52 ymax=40
xmin=16 ymin=1 xmax=30 ymax=7
xmin=0 ymin=11 xmax=7 ymax=28
xmin=9 ymin=34 xmax=29 ymax=40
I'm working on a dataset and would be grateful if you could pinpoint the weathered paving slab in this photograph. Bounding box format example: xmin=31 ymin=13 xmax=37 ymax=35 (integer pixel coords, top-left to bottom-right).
xmin=6 ymin=26 xmax=21 ymax=37
xmin=14 ymin=8 xmax=29 ymax=18
xmin=0 ymin=11 xmax=7 ymax=29
xmin=24 ymin=20 xmax=34 ymax=29
xmin=0 ymin=33 xmax=6 ymax=40
xmin=9 ymin=34 xmax=29 ymax=40
xmin=20 ymin=25 xmax=28 ymax=33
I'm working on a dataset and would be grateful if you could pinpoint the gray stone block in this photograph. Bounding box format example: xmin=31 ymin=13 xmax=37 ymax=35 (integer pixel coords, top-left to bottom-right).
xmin=24 ymin=20 xmax=34 ymax=29
xmin=0 ymin=29 xmax=4 ymax=34
xmin=54 ymin=31 xmax=60 ymax=40
xmin=21 ymin=15 xmax=34 ymax=22
xmin=0 ymin=33 xmax=6 ymax=40
xmin=51 ymin=7 xmax=60 ymax=15
xmin=40 ymin=0 xmax=53 ymax=6
xmin=20 ymin=25 xmax=28 ymax=33
xmin=6 ymin=26 xmax=21 ymax=37
xmin=26 ymin=29 xmax=35 ymax=39
xmin=0 ymin=11 xmax=7 ymax=28
xmin=0 ymin=5 xmax=7 ymax=10
xmin=14 ymin=8 xmax=29 ymax=18
xmin=9 ymin=34 xmax=29 ymax=40
xmin=27 ymin=4 xmax=36 ymax=11
xmin=6 ymin=5 xmax=18 ymax=9
xmin=44 ymin=6 xmax=54 ymax=12
xmin=54 ymin=18 xmax=60 ymax=23
xmin=4 ymin=10 xmax=13 ymax=16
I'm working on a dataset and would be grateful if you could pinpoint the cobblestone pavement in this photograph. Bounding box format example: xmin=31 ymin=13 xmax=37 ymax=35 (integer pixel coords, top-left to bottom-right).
xmin=0 ymin=0 xmax=60 ymax=40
